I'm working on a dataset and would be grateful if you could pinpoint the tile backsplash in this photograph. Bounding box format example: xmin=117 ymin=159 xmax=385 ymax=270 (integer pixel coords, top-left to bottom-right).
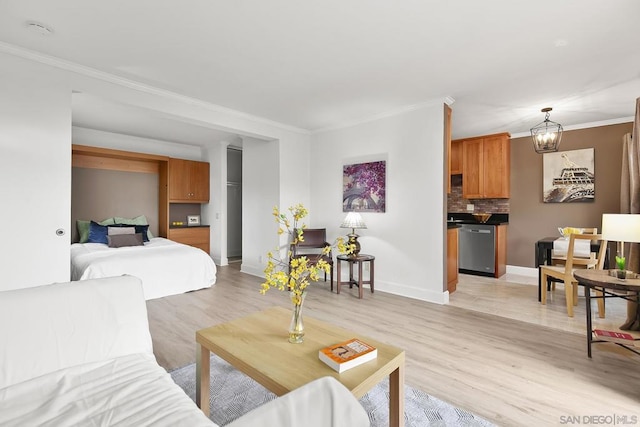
xmin=448 ymin=175 xmax=510 ymax=213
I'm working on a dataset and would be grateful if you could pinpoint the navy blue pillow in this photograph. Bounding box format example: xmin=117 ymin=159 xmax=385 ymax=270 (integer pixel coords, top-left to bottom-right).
xmin=110 ymin=223 xmax=150 ymax=242
xmin=87 ymin=221 xmax=109 ymax=244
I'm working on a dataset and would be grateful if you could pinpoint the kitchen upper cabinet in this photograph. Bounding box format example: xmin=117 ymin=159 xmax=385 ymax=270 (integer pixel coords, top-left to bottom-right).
xmin=169 ymin=158 xmax=210 ymax=202
xmin=460 ymin=132 xmax=510 ymax=199
xmin=450 ymin=139 xmax=463 ymax=175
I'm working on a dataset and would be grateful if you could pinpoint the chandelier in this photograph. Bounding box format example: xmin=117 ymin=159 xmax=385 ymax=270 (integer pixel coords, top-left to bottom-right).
xmin=530 ymin=107 xmax=563 ymax=153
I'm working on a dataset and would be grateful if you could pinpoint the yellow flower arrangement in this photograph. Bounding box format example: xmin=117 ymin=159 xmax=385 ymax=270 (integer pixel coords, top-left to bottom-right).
xmin=260 ymin=204 xmax=353 ymax=343
xmin=260 ymin=204 xmax=352 ymax=300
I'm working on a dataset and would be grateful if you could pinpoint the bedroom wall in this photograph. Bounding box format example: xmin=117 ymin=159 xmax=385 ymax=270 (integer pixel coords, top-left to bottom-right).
xmin=309 ymin=103 xmax=448 ymax=303
xmin=71 ymin=167 xmax=160 ymax=242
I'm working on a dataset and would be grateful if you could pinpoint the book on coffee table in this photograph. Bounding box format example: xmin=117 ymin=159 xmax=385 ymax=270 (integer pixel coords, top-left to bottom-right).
xmin=319 ymin=338 xmax=377 ymax=373
xmin=592 ymin=329 xmax=639 ymax=347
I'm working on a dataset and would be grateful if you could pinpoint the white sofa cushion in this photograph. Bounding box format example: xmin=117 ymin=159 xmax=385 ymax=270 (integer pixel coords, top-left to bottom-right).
xmin=0 ymin=276 xmax=369 ymax=427
xmin=226 ymin=376 xmax=370 ymax=427
xmin=0 ymin=353 xmax=214 ymax=427
xmin=0 ymin=275 xmax=153 ymax=389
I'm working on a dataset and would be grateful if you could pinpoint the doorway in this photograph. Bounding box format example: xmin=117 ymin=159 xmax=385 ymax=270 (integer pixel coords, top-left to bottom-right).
xmin=227 ymin=147 xmax=242 ymax=262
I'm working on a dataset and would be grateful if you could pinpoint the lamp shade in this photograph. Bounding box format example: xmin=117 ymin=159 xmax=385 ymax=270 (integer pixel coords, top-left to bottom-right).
xmin=601 ymin=214 xmax=640 ymax=243
xmin=340 ymin=212 xmax=367 ymax=229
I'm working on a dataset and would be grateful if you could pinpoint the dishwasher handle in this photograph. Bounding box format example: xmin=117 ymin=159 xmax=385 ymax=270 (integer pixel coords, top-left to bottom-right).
xmin=461 ymin=228 xmax=491 ymax=234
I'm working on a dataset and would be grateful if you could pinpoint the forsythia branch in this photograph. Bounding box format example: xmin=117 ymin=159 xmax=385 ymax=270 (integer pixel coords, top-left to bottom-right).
xmin=260 ymin=204 xmax=353 ymax=299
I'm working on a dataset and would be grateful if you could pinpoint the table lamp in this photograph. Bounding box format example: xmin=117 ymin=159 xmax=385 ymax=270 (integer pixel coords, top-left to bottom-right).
xmin=340 ymin=212 xmax=367 ymax=256
xmin=601 ymin=213 xmax=640 ymax=273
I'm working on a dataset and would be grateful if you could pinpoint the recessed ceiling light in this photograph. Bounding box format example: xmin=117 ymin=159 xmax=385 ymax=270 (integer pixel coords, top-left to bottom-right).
xmin=554 ymin=39 xmax=568 ymax=47
xmin=25 ymin=21 xmax=53 ymax=36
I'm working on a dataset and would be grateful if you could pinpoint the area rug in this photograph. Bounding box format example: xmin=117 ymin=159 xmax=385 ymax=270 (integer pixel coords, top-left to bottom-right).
xmin=170 ymin=354 xmax=495 ymax=427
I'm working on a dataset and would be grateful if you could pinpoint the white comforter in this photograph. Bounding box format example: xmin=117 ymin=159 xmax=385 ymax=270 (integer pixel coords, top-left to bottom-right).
xmin=71 ymin=238 xmax=216 ymax=300
xmin=0 ymin=353 xmax=214 ymax=427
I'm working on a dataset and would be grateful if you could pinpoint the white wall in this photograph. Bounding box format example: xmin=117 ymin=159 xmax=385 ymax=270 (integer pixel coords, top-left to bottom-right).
xmin=240 ymin=137 xmax=281 ymax=276
xmin=310 ymin=104 xmax=448 ymax=303
xmin=202 ymin=141 xmax=227 ymax=265
xmin=0 ymin=53 xmax=72 ymax=289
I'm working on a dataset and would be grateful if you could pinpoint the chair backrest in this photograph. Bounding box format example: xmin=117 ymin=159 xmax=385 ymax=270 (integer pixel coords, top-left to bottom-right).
xmin=553 ymin=227 xmax=599 ymax=262
xmin=294 ymin=228 xmax=328 ymax=248
xmin=564 ymin=233 xmax=607 ymax=275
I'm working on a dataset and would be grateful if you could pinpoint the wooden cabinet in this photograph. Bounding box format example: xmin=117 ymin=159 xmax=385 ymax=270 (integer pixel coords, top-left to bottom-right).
xmin=495 ymin=224 xmax=507 ymax=278
xmin=169 ymin=159 xmax=210 ymax=202
xmin=459 ymin=132 xmax=510 ymax=199
xmin=445 ymin=104 xmax=453 ymax=193
xmin=447 ymin=227 xmax=459 ymax=293
xmin=450 ymin=139 xmax=463 ymax=175
xmin=168 ymin=226 xmax=210 ymax=253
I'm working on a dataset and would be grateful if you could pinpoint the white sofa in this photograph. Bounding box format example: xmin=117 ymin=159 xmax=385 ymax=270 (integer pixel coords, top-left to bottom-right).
xmin=0 ymin=276 xmax=369 ymax=427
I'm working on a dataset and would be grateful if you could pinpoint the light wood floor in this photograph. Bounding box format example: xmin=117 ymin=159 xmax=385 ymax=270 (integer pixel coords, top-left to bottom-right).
xmin=147 ymin=266 xmax=640 ymax=427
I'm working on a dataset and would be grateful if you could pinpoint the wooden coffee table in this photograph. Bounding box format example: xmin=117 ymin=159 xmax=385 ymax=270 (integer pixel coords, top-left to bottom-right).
xmin=196 ymin=306 xmax=405 ymax=427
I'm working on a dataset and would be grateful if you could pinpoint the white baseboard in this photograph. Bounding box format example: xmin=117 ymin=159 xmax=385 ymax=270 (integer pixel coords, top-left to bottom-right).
xmin=506 ymin=265 xmax=537 ymax=277
xmin=240 ymin=263 xmax=264 ymax=278
xmin=212 ymin=256 xmax=228 ymax=266
xmin=370 ymin=280 xmax=449 ymax=305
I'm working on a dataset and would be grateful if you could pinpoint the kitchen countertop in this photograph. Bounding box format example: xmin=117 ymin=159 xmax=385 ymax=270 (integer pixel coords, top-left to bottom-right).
xmin=446 ymin=212 xmax=509 ymax=226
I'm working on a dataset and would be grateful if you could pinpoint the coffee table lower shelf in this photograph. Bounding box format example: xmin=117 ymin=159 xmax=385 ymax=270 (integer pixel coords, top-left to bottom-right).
xmin=195 ymin=306 xmax=406 ymax=427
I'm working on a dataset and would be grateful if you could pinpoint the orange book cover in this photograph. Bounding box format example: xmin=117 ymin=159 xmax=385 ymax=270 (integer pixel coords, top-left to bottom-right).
xmin=319 ymin=338 xmax=377 ymax=372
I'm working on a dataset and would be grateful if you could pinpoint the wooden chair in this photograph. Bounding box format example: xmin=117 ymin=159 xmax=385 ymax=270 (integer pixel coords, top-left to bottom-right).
xmin=551 ymin=227 xmax=598 ymax=267
xmin=290 ymin=228 xmax=334 ymax=289
xmin=541 ymin=233 xmax=607 ymax=318
xmin=548 ymin=227 xmax=598 ymax=294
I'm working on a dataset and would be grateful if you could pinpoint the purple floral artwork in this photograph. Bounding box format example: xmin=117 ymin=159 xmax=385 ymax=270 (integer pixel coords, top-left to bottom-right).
xmin=343 ymin=160 xmax=386 ymax=212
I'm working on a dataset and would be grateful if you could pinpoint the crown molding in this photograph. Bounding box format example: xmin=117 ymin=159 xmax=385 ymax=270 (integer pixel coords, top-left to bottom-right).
xmin=510 ymin=116 xmax=634 ymax=139
xmin=0 ymin=41 xmax=310 ymax=136
xmin=312 ymin=96 xmax=454 ymax=134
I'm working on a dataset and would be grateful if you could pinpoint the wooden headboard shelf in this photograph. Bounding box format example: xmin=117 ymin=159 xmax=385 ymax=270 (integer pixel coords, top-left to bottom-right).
xmin=71 ymin=144 xmax=170 ymax=238
xmin=72 ymin=144 xmax=169 ymax=174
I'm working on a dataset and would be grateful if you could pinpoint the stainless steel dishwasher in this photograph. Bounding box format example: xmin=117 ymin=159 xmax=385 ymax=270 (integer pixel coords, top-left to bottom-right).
xmin=458 ymin=224 xmax=495 ymax=275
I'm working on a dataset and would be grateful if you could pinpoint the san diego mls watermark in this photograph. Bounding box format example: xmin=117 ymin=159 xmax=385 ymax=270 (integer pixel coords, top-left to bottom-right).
xmin=560 ymin=414 xmax=638 ymax=425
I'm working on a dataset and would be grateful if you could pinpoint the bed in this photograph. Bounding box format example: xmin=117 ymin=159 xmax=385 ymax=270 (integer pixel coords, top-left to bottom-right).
xmin=71 ymin=237 xmax=216 ymax=300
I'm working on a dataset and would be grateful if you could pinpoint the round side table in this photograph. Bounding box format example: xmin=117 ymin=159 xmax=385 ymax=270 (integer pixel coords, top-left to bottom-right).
xmin=336 ymin=254 xmax=375 ymax=299
xmin=574 ymin=269 xmax=640 ymax=357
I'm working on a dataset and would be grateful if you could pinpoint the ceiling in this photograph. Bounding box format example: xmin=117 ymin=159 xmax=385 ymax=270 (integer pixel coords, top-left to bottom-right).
xmin=1 ymin=0 xmax=639 ymax=144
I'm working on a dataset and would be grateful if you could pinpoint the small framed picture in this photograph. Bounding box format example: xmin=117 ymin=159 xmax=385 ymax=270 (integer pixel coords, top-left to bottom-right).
xmin=187 ymin=215 xmax=201 ymax=226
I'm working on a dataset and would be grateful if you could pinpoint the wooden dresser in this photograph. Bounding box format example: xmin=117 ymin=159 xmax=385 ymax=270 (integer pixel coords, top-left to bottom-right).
xmin=168 ymin=226 xmax=210 ymax=253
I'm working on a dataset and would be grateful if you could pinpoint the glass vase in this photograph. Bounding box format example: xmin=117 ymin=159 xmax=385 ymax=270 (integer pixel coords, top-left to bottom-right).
xmin=288 ymin=291 xmax=306 ymax=344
